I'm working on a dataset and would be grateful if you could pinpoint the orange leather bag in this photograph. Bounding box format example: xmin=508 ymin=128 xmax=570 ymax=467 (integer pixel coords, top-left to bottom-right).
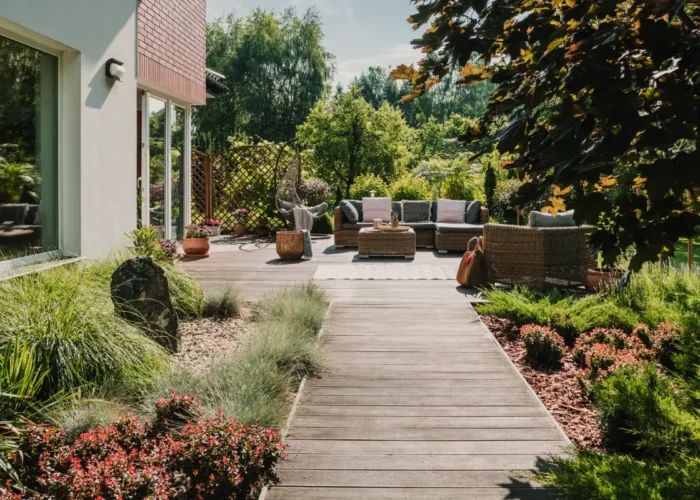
xmin=457 ymin=236 xmax=485 ymax=287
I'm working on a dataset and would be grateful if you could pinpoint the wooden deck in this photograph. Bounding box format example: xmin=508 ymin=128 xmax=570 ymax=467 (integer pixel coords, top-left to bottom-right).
xmin=180 ymin=237 xmax=569 ymax=499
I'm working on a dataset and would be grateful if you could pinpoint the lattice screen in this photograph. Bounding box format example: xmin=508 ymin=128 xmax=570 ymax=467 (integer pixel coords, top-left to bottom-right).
xmin=191 ymin=144 xmax=297 ymax=232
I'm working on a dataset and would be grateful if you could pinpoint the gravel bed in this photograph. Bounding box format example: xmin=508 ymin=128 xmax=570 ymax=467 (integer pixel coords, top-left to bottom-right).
xmin=482 ymin=316 xmax=603 ymax=451
xmin=175 ymin=316 xmax=252 ymax=373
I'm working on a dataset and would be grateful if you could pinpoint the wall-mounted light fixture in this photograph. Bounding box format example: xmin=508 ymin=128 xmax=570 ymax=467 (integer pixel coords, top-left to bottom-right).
xmin=105 ymin=58 xmax=125 ymax=82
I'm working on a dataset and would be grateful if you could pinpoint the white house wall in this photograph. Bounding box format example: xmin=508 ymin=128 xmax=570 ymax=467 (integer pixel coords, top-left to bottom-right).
xmin=0 ymin=0 xmax=139 ymax=258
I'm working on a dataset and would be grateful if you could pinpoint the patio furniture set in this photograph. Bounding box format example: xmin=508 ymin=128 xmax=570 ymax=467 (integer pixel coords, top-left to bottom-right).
xmin=333 ymin=198 xmax=594 ymax=288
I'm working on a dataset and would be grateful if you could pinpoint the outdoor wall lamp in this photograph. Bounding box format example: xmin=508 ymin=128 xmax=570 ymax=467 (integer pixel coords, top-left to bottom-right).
xmin=106 ymin=58 xmax=125 ymax=82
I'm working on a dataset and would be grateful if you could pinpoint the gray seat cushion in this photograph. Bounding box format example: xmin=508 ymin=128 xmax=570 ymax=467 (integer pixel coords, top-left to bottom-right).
xmin=402 ymin=222 xmax=435 ymax=230
xmin=339 ymin=200 xmax=359 ymax=224
xmin=435 ymin=223 xmax=484 ymax=234
xmin=342 ymin=222 xmax=373 ymax=230
xmin=0 ymin=203 xmax=29 ymax=225
xmin=465 ymin=201 xmax=482 ymax=224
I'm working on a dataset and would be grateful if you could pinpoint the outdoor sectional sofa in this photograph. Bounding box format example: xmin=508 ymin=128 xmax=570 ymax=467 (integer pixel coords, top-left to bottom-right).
xmin=334 ymin=200 xmax=489 ymax=253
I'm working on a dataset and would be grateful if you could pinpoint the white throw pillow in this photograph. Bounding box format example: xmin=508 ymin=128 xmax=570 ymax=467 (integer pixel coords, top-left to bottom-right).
xmin=528 ymin=210 xmax=576 ymax=228
xmin=436 ymin=199 xmax=466 ymax=223
xmin=362 ymin=197 xmax=392 ymax=222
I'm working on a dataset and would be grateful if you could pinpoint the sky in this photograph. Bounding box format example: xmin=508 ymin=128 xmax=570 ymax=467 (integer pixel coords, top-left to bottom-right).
xmin=206 ymin=0 xmax=424 ymax=87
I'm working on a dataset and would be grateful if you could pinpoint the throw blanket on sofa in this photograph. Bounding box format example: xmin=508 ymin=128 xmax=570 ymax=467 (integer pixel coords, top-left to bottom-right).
xmin=293 ymin=206 xmax=314 ymax=232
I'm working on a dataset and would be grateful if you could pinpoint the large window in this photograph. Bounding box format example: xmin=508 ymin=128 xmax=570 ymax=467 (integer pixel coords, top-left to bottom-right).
xmin=0 ymin=35 xmax=58 ymax=261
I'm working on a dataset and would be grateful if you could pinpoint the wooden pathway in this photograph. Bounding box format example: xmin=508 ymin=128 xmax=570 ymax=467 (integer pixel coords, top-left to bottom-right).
xmin=265 ymin=284 xmax=569 ymax=500
xmin=180 ymin=238 xmax=569 ymax=498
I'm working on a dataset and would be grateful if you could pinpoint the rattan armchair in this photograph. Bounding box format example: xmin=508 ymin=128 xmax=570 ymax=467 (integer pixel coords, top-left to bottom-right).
xmin=483 ymin=224 xmax=595 ymax=288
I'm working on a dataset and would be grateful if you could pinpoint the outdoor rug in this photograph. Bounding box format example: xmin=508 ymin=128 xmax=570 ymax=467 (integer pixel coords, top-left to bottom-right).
xmin=313 ymin=263 xmax=457 ymax=280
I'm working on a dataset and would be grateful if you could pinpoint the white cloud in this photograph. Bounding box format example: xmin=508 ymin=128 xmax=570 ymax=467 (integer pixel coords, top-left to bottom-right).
xmin=335 ymin=43 xmax=422 ymax=88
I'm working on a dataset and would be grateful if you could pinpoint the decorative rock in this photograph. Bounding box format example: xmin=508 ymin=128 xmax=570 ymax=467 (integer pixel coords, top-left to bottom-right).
xmin=110 ymin=257 xmax=180 ymax=352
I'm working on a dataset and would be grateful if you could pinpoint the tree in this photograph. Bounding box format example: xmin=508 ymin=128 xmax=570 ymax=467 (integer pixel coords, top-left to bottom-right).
xmin=353 ymin=66 xmax=402 ymax=110
xmin=195 ymin=8 xmax=334 ymax=146
xmin=297 ymin=87 xmax=416 ymax=201
xmin=396 ymin=0 xmax=700 ymax=269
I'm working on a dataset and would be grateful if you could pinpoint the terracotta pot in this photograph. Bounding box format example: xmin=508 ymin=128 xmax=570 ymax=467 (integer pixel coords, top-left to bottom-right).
xmin=183 ymin=237 xmax=210 ymax=257
xmin=255 ymin=228 xmax=269 ymax=237
xmin=587 ymin=268 xmax=623 ymax=291
xmin=234 ymin=225 xmax=246 ymax=237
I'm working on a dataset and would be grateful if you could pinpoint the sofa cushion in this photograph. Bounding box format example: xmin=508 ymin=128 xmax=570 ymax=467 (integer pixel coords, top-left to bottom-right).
xmin=436 ymin=199 xmax=466 ymax=223
xmin=529 ymin=210 xmax=576 ymax=228
xmin=342 ymin=222 xmax=373 ymax=230
xmin=402 ymin=200 xmax=431 ymax=223
xmin=435 ymin=223 xmax=484 ymax=234
xmin=362 ymin=197 xmax=391 ymax=222
xmin=402 ymin=222 xmax=435 ymax=230
xmin=339 ymin=200 xmax=359 ymax=224
xmin=0 ymin=204 xmax=28 ymax=225
xmin=465 ymin=200 xmax=482 ymax=224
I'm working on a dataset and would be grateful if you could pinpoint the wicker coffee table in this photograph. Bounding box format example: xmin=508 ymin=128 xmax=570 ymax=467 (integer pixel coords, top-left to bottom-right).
xmin=358 ymin=227 xmax=416 ymax=259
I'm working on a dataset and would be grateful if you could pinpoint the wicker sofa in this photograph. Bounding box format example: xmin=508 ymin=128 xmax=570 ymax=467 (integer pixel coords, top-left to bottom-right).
xmin=483 ymin=223 xmax=594 ymax=288
xmin=334 ymin=200 xmax=489 ymax=252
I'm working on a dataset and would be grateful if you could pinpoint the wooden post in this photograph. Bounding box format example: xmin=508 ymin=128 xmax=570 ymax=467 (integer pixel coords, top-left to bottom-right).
xmin=516 ymin=208 xmax=521 ymax=226
xmin=689 ymin=239 xmax=694 ymax=269
xmin=204 ymin=154 xmax=213 ymax=220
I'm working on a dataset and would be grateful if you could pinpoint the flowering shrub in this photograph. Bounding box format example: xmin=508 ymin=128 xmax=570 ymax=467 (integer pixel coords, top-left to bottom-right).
xmin=8 ymin=393 xmax=286 ymax=499
xmin=520 ymin=324 xmax=565 ymax=368
xmin=203 ymin=218 xmax=221 ymax=227
xmin=186 ymin=225 xmax=212 ymax=239
xmin=157 ymin=239 xmax=178 ymax=259
xmin=573 ymin=328 xmax=651 ymax=367
xmin=633 ymin=323 xmax=679 ymax=366
xmin=128 ymin=227 xmax=177 ymax=260
xmin=297 ymin=178 xmax=330 ymax=206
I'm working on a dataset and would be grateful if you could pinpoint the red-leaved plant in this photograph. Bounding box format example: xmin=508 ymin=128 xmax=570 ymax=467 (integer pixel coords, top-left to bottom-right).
xmin=6 ymin=393 xmax=285 ymax=499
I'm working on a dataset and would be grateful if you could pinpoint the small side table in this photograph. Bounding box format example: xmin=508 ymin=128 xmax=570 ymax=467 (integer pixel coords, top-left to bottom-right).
xmin=358 ymin=227 xmax=416 ymax=259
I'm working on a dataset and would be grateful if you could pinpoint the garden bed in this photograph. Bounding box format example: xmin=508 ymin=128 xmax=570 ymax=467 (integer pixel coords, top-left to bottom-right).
xmin=483 ymin=316 xmax=602 ymax=450
xmin=175 ymin=315 xmax=252 ymax=373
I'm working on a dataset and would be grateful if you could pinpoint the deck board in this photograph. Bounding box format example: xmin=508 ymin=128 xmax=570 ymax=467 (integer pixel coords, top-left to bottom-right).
xmin=179 ymin=238 xmax=568 ymax=499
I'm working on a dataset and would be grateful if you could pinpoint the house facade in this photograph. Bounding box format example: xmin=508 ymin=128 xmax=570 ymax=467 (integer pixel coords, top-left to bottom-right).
xmin=0 ymin=0 xmax=207 ymax=272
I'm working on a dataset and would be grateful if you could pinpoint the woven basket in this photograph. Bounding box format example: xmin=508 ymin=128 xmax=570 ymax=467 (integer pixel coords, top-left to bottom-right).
xmin=276 ymin=231 xmax=305 ymax=260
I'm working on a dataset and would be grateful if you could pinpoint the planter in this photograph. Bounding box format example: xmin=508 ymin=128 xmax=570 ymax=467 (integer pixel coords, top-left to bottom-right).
xmin=206 ymin=225 xmax=221 ymax=237
xmin=276 ymin=231 xmax=305 ymax=260
xmin=234 ymin=225 xmax=247 ymax=237
xmin=587 ymin=268 xmax=623 ymax=291
xmin=183 ymin=237 xmax=210 ymax=257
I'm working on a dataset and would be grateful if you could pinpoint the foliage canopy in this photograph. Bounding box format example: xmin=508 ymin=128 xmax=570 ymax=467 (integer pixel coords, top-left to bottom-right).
xmin=397 ymin=0 xmax=700 ymax=268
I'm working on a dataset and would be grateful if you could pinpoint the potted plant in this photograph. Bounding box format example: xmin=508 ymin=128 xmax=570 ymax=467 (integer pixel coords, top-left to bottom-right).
xmin=232 ymin=208 xmax=248 ymax=237
xmin=204 ymin=218 xmax=221 ymax=237
xmin=255 ymin=217 xmax=269 ymax=237
xmin=183 ymin=224 xmax=212 ymax=257
xmin=587 ymin=253 xmax=624 ymax=290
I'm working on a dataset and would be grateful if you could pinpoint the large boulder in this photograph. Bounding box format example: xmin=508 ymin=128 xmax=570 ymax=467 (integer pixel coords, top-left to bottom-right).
xmin=111 ymin=257 xmax=180 ymax=352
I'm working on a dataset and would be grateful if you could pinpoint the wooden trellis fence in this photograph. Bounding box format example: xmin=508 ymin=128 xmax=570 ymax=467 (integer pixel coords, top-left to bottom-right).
xmin=191 ymin=143 xmax=297 ymax=232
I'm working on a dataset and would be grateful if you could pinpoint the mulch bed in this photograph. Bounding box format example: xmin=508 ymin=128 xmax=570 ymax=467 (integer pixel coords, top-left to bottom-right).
xmin=482 ymin=316 xmax=603 ymax=451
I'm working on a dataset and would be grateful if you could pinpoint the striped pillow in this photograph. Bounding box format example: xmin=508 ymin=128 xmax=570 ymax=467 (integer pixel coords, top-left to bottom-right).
xmin=436 ymin=199 xmax=466 ymax=223
xmin=362 ymin=197 xmax=392 ymax=222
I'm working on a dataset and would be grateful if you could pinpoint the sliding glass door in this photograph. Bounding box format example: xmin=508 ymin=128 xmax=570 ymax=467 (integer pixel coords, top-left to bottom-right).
xmin=139 ymin=91 xmax=191 ymax=240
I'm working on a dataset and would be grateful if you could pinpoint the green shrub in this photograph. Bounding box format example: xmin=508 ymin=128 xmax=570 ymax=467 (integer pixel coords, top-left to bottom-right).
xmin=0 ymin=265 xmax=171 ymax=399
xmin=312 ymin=211 xmax=334 ymax=235
xmin=520 ymin=324 xmax=565 ymax=368
xmin=593 ymin=365 xmax=700 ymax=458
xmin=349 ymin=173 xmax=389 ymax=199
xmin=389 ymin=174 xmax=432 ymax=201
xmin=544 ymin=451 xmax=700 ymax=500
xmin=202 ymin=287 xmax=242 ymax=320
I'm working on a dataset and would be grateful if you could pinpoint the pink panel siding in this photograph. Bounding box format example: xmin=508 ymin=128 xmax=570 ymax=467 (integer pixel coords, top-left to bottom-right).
xmin=137 ymin=0 xmax=206 ymax=104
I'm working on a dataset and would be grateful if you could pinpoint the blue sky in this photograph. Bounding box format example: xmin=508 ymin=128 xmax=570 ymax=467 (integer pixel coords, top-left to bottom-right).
xmin=206 ymin=0 xmax=424 ymax=87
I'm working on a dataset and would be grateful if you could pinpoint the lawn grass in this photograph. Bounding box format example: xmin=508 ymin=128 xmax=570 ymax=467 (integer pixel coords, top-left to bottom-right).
xmin=671 ymin=237 xmax=700 ymax=268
